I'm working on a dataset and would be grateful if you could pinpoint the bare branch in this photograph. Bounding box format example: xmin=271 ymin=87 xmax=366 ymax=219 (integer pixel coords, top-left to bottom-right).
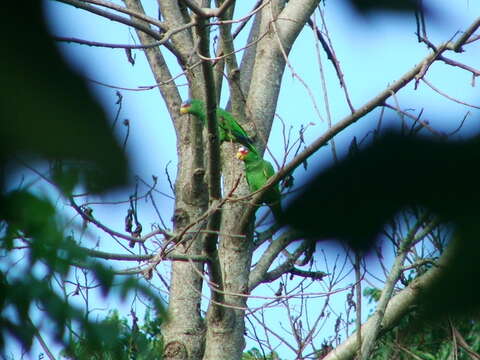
xmin=236 ymin=39 xmax=461 ymax=234
xmin=53 ymin=20 xmax=195 ymax=49
xmin=308 ymin=13 xmax=355 ymax=113
xmin=179 ymin=0 xmax=208 ymax=17
xmin=193 ymin=14 xmax=224 ymax=318
xmin=80 ymin=0 xmax=167 ymax=30
xmin=216 ymin=0 xmax=236 ymax=18
xmin=55 ymin=0 xmax=162 ymax=39
xmin=451 ymin=16 xmax=480 ymax=52
xmin=69 ymin=196 xmax=165 ymax=244
xmin=259 ymin=241 xmax=312 ymax=285
xmin=438 ymin=55 xmax=480 ymax=77
xmin=247 ymin=0 xmax=320 ymax=147
xmin=85 ymin=247 xmax=154 ymax=261
xmin=180 ymin=0 xmax=236 ymax=18
xmin=28 ymin=317 xmax=56 ymax=360
xmin=289 ymin=268 xmax=327 ymax=280
xmin=249 ymin=229 xmax=302 ymax=289
xmin=359 ymin=217 xmax=426 ymax=360
xmin=422 ymin=78 xmax=480 ymax=110
xmin=322 ymin=243 xmax=449 ymax=360
xmin=382 ymin=103 xmax=442 ymax=137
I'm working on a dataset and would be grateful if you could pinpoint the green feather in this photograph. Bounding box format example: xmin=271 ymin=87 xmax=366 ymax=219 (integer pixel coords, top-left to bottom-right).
xmin=181 ymin=99 xmax=258 ymax=154
xmin=237 ymin=147 xmax=282 ymax=221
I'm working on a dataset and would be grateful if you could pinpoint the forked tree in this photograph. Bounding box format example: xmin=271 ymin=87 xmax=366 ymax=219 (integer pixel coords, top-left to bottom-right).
xmin=6 ymin=1 xmax=480 ymax=359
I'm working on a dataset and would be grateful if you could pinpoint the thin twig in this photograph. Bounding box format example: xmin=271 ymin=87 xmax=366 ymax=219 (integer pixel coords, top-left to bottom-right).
xmin=438 ymin=55 xmax=480 ymax=77
xmin=80 ymin=0 xmax=167 ymax=30
xmin=236 ymin=40 xmax=455 ymax=234
xmin=55 ymin=0 xmax=162 ymax=39
xmin=422 ymin=78 xmax=480 ymax=109
xmin=359 ymin=215 xmax=431 ymax=359
xmin=451 ymin=16 xmax=480 ymax=52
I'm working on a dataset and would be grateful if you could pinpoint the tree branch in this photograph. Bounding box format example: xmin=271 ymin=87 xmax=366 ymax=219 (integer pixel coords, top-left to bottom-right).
xmin=69 ymin=196 xmax=164 ymax=245
xmin=249 ymin=229 xmax=301 ymax=289
xmin=255 ymin=240 xmax=312 ymax=286
xmin=55 ymin=0 xmax=162 ymax=39
xmin=195 ymin=15 xmax=225 ymax=317
xmin=80 ymin=0 xmax=167 ymax=30
xmin=438 ymin=55 xmax=480 ymax=77
xmin=216 ymin=0 xmax=235 ymax=18
xmin=179 ymin=0 xmax=208 ymax=17
xmin=85 ymin=247 xmax=154 ymax=261
xmin=236 ymin=38 xmax=465 ymax=234
xmin=322 ymin=234 xmax=460 ymax=360
xmin=451 ymin=16 xmax=480 ymax=52
xmin=53 ymin=19 xmax=195 ymax=49
xmin=288 ymin=268 xmax=327 ymax=280
xmin=359 ymin=216 xmax=426 ymax=360
xmin=28 ymin=317 xmax=55 ymax=360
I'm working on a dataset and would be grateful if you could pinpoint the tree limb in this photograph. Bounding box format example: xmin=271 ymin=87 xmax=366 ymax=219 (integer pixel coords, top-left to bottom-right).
xmin=359 ymin=217 xmax=426 ymax=359
xmin=55 ymin=0 xmax=162 ymax=39
xmin=255 ymin=240 xmax=312 ymax=286
xmin=249 ymin=229 xmax=301 ymax=289
xmin=324 ymin=223 xmax=445 ymax=360
xmin=53 ymin=20 xmax=195 ymax=49
xmin=451 ymin=16 xmax=480 ymax=52
xmin=236 ymin=37 xmax=469 ymax=234
xmin=80 ymin=0 xmax=167 ymax=30
xmin=289 ymin=268 xmax=327 ymax=280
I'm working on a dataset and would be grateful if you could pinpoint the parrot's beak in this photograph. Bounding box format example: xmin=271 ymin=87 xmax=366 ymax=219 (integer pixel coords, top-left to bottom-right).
xmin=236 ymin=152 xmax=245 ymax=160
xmin=180 ymin=106 xmax=189 ymax=115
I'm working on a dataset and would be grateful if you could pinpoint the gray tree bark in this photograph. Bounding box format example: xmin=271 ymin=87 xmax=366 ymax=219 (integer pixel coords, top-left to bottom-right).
xmin=50 ymin=1 xmax=480 ymax=359
xmin=134 ymin=0 xmax=321 ymax=358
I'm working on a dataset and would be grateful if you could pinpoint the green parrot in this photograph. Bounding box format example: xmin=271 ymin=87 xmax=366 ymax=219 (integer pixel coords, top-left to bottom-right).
xmin=236 ymin=146 xmax=282 ymax=221
xmin=180 ymin=99 xmax=258 ymax=155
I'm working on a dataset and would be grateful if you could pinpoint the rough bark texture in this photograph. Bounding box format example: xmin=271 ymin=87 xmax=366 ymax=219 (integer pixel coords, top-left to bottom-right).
xmin=122 ymin=1 xmax=209 ymax=358
xmin=246 ymin=0 xmax=320 ymax=144
xmin=120 ymin=1 xmax=321 ymax=358
xmin=48 ymin=1 xmax=480 ymax=359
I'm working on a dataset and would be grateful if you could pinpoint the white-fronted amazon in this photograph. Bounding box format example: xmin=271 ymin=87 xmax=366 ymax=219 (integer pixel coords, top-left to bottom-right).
xmin=180 ymin=98 xmax=258 ymax=154
xmin=236 ymin=146 xmax=282 ymax=221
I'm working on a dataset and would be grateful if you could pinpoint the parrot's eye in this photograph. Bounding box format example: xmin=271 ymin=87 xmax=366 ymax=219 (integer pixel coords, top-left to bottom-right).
xmin=238 ymin=146 xmax=248 ymax=155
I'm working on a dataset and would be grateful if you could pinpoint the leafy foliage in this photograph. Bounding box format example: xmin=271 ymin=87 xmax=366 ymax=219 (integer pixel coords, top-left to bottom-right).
xmin=364 ymin=288 xmax=480 ymax=360
xmin=348 ymin=0 xmax=424 ymax=14
xmin=64 ymin=310 xmax=164 ymax=360
xmin=0 ymin=2 xmax=153 ymax=356
xmin=242 ymin=347 xmax=283 ymax=360
xmin=363 ymin=287 xmax=381 ymax=304
xmin=0 ymin=189 xmax=166 ymax=355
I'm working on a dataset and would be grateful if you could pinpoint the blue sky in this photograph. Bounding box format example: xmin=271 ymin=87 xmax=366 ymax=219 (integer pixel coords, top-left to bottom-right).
xmin=9 ymin=0 xmax=479 ymax=358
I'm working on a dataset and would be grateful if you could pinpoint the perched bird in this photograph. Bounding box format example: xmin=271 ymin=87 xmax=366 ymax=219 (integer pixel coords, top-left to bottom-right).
xmin=236 ymin=146 xmax=282 ymax=221
xmin=180 ymin=99 xmax=257 ymax=154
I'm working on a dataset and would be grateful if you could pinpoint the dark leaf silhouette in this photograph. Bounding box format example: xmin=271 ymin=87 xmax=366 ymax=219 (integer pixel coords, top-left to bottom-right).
xmin=0 ymin=2 xmax=134 ymax=353
xmin=0 ymin=2 xmax=128 ymax=192
xmin=284 ymin=130 xmax=480 ymax=317
xmin=349 ymin=0 xmax=424 ymax=14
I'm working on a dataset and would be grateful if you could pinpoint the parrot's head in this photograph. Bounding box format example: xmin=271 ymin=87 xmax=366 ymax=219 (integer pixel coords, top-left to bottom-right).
xmin=180 ymin=98 xmax=203 ymax=116
xmin=180 ymin=99 xmax=192 ymax=115
xmin=236 ymin=146 xmax=249 ymax=161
